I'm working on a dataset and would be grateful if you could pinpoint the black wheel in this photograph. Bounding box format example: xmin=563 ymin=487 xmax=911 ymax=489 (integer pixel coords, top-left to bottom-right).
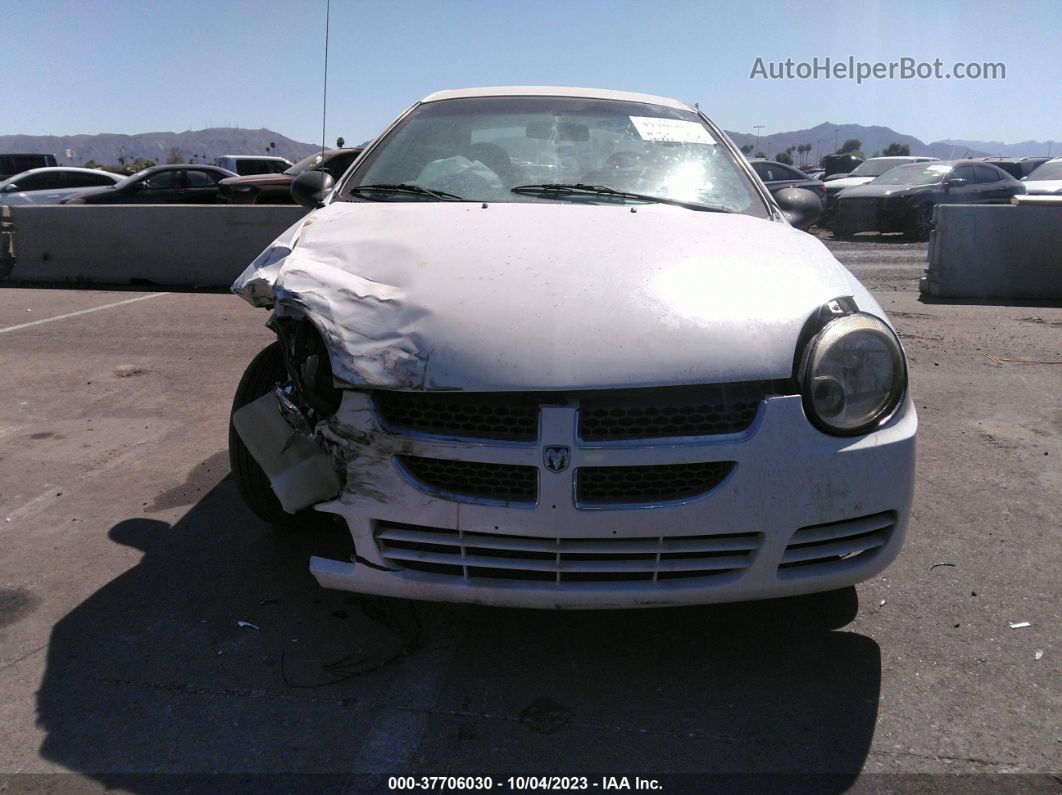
xmin=228 ymin=341 xmax=303 ymax=528
xmin=831 ymin=225 xmax=855 ymax=241
xmin=904 ymin=205 xmax=933 ymax=241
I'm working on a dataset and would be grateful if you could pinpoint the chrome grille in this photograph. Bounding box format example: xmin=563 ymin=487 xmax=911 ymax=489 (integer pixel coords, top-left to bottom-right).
xmin=778 ymin=511 xmax=896 ymax=577
xmin=396 ymin=455 xmax=537 ymax=505
xmin=576 ymin=462 xmax=734 ymax=506
xmin=578 ymin=384 xmax=764 ymax=441
xmin=376 ymin=522 xmax=761 ymax=584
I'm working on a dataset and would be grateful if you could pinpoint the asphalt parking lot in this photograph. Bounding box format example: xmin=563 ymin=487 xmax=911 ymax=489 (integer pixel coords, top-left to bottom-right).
xmin=0 ymin=233 xmax=1059 ymax=791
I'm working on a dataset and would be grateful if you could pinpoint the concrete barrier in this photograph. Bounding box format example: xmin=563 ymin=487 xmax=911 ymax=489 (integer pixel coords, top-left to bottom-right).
xmin=0 ymin=205 xmax=308 ymax=287
xmin=921 ymin=203 xmax=1062 ymax=299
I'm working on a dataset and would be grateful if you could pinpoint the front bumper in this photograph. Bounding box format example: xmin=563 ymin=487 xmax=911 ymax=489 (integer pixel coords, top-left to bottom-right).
xmin=834 ymin=197 xmax=910 ymax=234
xmin=310 ymin=391 xmax=916 ymax=608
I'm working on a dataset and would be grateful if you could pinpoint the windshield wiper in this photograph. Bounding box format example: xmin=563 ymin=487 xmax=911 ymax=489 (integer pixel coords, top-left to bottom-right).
xmin=346 ymin=183 xmax=464 ymax=201
xmin=510 ymin=183 xmax=735 ymax=213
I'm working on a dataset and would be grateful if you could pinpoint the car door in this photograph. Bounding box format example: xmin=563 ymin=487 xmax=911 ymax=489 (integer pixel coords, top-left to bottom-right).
xmin=943 ymin=164 xmax=980 ymax=203
xmin=0 ymin=171 xmax=61 ymax=204
xmin=133 ymin=169 xmax=186 ymax=203
xmin=183 ymin=169 xmax=224 ymax=203
xmin=974 ymin=165 xmax=1018 ymax=202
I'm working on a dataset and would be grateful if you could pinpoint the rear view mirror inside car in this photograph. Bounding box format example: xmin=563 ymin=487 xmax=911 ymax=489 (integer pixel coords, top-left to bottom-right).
xmin=525 ymin=120 xmax=590 ymax=142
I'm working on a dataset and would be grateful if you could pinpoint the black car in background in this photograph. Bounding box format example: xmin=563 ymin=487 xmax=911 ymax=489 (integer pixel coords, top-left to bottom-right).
xmin=829 ymin=161 xmax=1025 ymax=240
xmin=748 ymin=159 xmax=826 ymax=229
xmin=977 ymin=156 xmax=1052 ymax=180
xmin=61 ymin=165 xmax=237 ymax=204
xmin=0 ymin=153 xmax=58 ymax=180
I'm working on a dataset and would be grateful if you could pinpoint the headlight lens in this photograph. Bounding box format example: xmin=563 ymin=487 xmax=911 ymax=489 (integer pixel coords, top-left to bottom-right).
xmin=800 ymin=312 xmax=906 ymax=435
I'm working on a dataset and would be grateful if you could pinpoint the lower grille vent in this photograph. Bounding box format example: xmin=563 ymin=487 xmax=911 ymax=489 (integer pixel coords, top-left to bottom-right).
xmin=576 ymin=461 xmax=734 ymax=506
xmin=778 ymin=511 xmax=896 ymax=577
xmin=376 ymin=523 xmax=761 ymax=585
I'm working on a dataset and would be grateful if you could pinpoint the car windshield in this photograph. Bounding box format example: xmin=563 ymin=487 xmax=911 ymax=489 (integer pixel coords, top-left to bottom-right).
xmin=869 ymin=163 xmax=954 ymax=186
xmin=851 ymin=159 xmax=916 ymax=178
xmin=341 ymin=95 xmax=769 ymax=216
xmin=285 ymin=152 xmax=331 ymax=176
xmin=1027 ymin=160 xmax=1062 ymax=180
xmin=112 ymin=168 xmax=154 ymax=189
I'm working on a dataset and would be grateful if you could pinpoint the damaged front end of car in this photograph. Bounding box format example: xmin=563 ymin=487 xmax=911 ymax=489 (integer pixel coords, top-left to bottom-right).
xmin=227 ymin=195 xmax=915 ymax=609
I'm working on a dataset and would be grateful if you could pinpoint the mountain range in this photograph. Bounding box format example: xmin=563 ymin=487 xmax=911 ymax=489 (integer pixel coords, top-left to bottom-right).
xmin=723 ymin=122 xmax=1057 ymax=161
xmin=0 ymin=123 xmax=1056 ymax=167
xmin=0 ymin=128 xmax=322 ymax=167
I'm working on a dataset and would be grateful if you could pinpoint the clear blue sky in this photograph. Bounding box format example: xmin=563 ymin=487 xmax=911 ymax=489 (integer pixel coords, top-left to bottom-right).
xmin=6 ymin=0 xmax=1060 ymax=146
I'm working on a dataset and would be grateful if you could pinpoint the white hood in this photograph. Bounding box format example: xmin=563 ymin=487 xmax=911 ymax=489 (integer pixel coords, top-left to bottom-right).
xmin=1024 ymin=179 xmax=1062 ymax=194
xmin=233 ymin=202 xmax=857 ymax=391
xmin=826 ymin=176 xmax=873 ymax=191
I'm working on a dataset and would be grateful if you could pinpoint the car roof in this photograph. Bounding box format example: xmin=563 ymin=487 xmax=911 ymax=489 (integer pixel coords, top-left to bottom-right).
xmin=0 ymin=166 xmax=121 ymax=187
xmin=218 ymin=155 xmax=291 ymax=161
xmin=147 ymin=164 xmax=230 ymax=170
xmin=4 ymin=166 xmax=117 ymax=177
xmin=865 ymin=156 xmax=936 ymax=162
xmin=749 ymin=159 xmax=799 ymax=168
xmin=420 ymin=85 xmax=693 ymax=111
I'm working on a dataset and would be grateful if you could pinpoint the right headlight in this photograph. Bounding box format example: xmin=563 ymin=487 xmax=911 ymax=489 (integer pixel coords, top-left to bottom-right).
xmin=799 ymin=312 xmax=907 ymax=436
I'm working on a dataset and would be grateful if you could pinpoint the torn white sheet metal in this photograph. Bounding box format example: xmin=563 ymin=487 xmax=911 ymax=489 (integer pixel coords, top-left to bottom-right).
xmin=231 ymin=393 xmax=341 ymax=513
xmin=233 ymin=201 xmax=868 ymax=391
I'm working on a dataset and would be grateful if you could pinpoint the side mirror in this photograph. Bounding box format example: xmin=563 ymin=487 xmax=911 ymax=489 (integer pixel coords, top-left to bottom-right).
xmin=2 ymin=184 xmax=18 ymax=192
xmin=290 ymin=170 xmax=334 ymax=208
xmin=775 ymin=187 xmax=822 ymax=229
xmin=943 ymin=177 xmax=967 ymax=191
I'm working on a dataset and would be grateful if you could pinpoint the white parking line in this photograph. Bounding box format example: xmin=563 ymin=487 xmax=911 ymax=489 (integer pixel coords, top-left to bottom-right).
xmin=0 ymin=292 xmax=168 ymax=335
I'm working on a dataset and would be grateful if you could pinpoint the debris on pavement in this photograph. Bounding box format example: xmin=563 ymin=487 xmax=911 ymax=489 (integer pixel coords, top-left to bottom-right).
xmin=1008 ymin=621 xmax=1031 ymax=629
xmin=237 ymin=620 xmax=260 ymax=630
xmin=1034 ymin=649 xmax=1044 ymax=660
xmin=929 ymin=562 xmax=957 ymax=571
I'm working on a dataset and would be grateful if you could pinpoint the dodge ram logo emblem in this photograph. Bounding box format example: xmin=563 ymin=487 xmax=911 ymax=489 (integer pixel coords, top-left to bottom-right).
xmin=544 ymin=446 xmax=570 ymax=473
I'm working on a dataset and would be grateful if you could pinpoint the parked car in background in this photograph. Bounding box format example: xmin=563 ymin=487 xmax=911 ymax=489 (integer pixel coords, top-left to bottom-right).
xmin=228 ymin=85 xmax=914 ymax=610
xmin=214 ymin=155 xmax=293 ymax=176
xmin=1021 ymin=157 xmax=1062 ymax=194
xmin=0 ymin=167 xmax=121 ymax=205
xmin=217 ymin=148 xmax=363 ymax=204
xmin=977 ymin=156 xmax=1052 ymax=180
xmin=748 ymin=159 xmax=826 ymax=229
xmin=0 ymin=153 xmax=58 ymax=180
xmin=802 ymin=167 xmax=826 ymax=180
xmin=60 ymin=164 xmax=236 ymax=204
xmin=820 ymin=156 xmax=939 ymax=224
xmin=821 ymin=153 xmax=864 ymax=179
xmin=823 ymin=156 xmax=938 ymax=196
xmin=829 ymin=160 xmax=1025 ymax=240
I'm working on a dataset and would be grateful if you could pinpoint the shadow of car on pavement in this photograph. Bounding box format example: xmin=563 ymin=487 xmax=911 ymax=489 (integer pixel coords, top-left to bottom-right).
xmin=36 ymin=476 xmax=881 ymax=792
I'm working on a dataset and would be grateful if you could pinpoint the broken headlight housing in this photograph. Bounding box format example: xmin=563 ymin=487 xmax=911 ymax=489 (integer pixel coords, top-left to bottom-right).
xmin=799 ymin=312 xmax=906 ymax=436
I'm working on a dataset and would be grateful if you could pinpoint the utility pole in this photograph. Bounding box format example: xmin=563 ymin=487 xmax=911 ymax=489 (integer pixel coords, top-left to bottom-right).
xmin=753 ymin=125 xmax=764 ymax=155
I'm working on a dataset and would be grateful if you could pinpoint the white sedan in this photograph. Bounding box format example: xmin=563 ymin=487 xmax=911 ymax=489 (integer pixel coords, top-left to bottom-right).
xmin=228 ymin=86 xmax=916 ymax=609
xmin=1022 ymin=158 xmax=1062 ymax=194
xmin=0 ymin=167 xmax=122 ymax=205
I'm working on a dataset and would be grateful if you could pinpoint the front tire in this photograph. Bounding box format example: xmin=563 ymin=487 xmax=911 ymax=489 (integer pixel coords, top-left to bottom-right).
xmin=228 ymin=341 xmax=303 ymax=528
xmin=904 ymin=205 xmax=933 ymax=241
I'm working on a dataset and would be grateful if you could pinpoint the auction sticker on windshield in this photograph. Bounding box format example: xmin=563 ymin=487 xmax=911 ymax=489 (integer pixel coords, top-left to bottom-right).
xmin=629 ymin=116 xmax=716 ymax=144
